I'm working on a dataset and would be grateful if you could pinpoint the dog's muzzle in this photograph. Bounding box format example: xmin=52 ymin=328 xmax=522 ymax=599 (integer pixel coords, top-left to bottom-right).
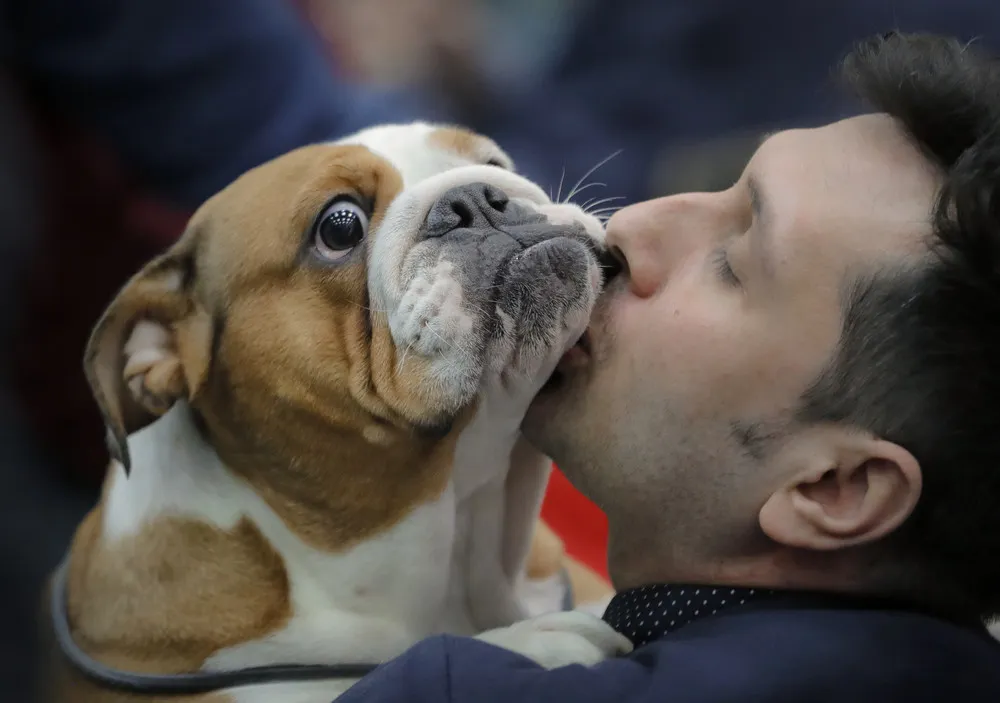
xmin=422 ymin=182 xmax=596 ymax=258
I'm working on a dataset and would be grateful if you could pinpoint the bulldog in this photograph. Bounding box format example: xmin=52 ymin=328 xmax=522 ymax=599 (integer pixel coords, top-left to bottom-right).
xmin=46 ymin=123 xmax=627 ymax=702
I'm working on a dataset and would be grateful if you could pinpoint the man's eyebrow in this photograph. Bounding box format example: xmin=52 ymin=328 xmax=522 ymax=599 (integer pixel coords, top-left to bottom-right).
xmin=746 ymin=173 xmax=775 ymax=279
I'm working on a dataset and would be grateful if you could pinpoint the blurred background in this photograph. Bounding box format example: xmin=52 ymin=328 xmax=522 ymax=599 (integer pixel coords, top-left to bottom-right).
xmin=2 ymin=0 xmax=999 ymax=698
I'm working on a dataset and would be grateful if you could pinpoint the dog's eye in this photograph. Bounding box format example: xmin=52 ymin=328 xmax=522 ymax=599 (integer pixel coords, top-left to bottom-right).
xmin=313 ymin=199 xmax=369 ymax=261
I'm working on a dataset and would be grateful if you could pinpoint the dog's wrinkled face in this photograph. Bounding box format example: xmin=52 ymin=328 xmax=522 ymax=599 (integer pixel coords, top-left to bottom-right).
xmin=352 ymin=126 xmax=605 ymax=424
xmin=85 ymin=123 xmax=604 ymax=547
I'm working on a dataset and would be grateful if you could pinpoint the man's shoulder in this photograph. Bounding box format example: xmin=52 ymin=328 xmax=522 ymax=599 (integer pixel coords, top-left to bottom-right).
xmin=338 ymin=608 xmax=1000 ymax=703
xmin=637 ymin=606 xmax=1000 ymax=700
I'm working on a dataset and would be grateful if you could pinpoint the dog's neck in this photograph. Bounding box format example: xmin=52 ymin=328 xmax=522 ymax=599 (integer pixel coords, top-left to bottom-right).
xmin=102 ymin=403 xmax=253 ymax=542
xmin=68 ymin=403 xmax=477 ymax=678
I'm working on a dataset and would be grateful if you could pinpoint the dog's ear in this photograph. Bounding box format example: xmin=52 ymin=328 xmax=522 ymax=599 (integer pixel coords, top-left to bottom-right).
xmin=84 ymin=250 xmax=213 ymax=473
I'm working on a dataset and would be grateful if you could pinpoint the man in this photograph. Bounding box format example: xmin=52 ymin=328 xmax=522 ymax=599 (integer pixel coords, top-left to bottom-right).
xmin=337 ymin=32 xmax=1000 ymax=702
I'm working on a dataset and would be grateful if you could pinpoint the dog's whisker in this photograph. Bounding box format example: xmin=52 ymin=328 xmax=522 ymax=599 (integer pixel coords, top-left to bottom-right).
xmin=462 ymin=301 xmax=493 ymax=320
xmin=397 ymin=339 xmax=415 ymax=370
xmin=563 ymin=180 xmax=606 ymax=204
xmin=343 ymin=299 xmax=391 ymax=316
xmin=470 ymin=282 xmax=512 ymax=294
xmin=564 ymin=150 xmax=623 ymax=203
xmin=583 ymin=196 xmax=626 ymax=214
xmin=588 ymin=206 xmax=624 ymax=217
xmin=422 ymin=325 xmax=477 ymax=361
xmin=555 ymin=166 xmax=567 ymax=204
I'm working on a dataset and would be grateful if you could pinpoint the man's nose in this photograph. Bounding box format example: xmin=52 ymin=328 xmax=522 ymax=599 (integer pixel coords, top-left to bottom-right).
xmin=605 ymin=192 xmax=729 ymax=298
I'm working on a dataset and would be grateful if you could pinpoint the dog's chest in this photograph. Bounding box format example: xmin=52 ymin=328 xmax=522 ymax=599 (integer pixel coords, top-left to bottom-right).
xmin=201 ymin=482 xmax=464 ymax=668
xmin=97 ymin=404 xmax=520 ymax=701
xmin=102 ymin=408 xmax=473 ymax=649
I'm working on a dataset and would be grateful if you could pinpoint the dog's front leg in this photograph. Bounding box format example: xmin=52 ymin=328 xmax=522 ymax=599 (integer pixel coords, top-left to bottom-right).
xmin=462 ymin=438 xmax=556 ymax=630
xmin=501 ymin=435 xmax=553 ymax=581
xmin=463 ymin=472 xmax=529 ymax=631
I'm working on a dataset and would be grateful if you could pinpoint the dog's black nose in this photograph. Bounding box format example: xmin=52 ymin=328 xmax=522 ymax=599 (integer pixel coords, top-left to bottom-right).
xmin=425 ymin=183 xmax=536 ymax=238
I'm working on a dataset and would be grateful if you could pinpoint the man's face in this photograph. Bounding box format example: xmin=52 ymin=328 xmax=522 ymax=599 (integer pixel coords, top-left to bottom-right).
xmin=523 ymin=114 xmax=940 ymax=582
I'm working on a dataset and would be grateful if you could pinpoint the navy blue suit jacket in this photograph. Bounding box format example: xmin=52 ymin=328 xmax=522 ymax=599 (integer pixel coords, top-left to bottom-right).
xmin=338 ymin=600 xmax=1000 ymax=702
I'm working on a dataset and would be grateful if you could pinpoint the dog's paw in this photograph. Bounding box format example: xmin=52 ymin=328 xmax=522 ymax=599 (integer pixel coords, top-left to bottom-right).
xmin=474 ymin=611 xmax=632 ymax=669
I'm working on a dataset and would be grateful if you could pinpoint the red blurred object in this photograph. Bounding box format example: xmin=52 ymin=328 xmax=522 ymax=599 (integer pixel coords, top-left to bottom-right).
xmin=540 ymin=466 xmax=609 ymax=580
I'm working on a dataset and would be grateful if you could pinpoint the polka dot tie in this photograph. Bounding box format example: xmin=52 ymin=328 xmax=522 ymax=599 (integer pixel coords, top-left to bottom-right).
xmin=602 ymin=584 xmax=776 ymax=647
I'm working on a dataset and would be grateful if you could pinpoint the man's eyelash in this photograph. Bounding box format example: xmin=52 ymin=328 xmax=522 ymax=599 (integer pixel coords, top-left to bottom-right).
xmin=712 ymin=248 xmax=740 ymax=285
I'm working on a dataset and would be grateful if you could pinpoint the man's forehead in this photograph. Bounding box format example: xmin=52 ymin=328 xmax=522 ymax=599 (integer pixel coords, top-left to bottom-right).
xmin=750 ymin=115 xmax=940 ymax=250
xmin=759 ymin=115 xmax=939 ymax=201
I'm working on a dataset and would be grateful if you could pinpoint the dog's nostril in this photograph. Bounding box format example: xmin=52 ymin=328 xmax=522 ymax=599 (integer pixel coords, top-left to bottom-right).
xmin=451 ymin=201 xmax=474 ymax=229
xmin=483 ymin=185 xmax=509 ymax=213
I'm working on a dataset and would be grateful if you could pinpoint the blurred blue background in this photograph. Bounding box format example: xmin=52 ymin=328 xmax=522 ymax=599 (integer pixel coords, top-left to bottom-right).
xmin=2 ymin=1 xmax=999 ymax=698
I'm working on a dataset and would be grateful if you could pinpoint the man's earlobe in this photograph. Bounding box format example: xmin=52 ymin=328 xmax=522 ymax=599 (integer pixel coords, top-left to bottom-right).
xmin=758 ymin=429 xmax=922 ymax=551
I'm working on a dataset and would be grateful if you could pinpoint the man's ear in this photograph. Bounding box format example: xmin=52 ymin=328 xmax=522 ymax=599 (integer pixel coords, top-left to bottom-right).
xmin=758 ymin=427 xmax=922 ymax=551
xmin=84 ymin=251 xmax=213 ymax=473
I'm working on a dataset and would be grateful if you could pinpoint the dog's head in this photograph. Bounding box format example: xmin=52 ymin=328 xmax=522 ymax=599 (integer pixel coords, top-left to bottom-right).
xmin=85 ymin=123 xmax=606 ymax=546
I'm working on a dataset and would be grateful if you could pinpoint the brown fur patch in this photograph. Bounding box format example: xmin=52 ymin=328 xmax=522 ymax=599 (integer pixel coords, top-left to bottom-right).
xmin=46 ymin=486 xmax=286 ymax=702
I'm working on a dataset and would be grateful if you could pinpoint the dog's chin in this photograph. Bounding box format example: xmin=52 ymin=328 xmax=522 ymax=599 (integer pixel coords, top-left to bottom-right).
xmin=539 ymin=327 xmax=591 ymax=394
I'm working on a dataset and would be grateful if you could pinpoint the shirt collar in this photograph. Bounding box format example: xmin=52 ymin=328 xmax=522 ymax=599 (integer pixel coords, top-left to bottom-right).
xmin=602 ymin=582 xmax=994 ymax=648
xmin=602 ymin=584 xmax=777 ymax=647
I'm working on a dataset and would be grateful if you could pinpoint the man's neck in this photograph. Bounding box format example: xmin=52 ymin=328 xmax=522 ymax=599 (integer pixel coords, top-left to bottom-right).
xmin=607 ymin=534 xmax=863 ymax=595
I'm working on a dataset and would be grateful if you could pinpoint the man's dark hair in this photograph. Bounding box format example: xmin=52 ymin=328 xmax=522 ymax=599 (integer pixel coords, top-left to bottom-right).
xmin=797 ymin=32 xmax=1000 ymax=619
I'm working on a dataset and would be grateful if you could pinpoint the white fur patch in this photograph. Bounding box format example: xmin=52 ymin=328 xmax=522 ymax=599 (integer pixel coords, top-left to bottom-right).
xmin=338 ymin=122 xmax=454 ymax=187
xmin=538 ymin=202 xmax=607 ymax=245
xmin=103 ymin=405 xmax=246 ymax=541
xmin=391 ymin=260 xmax=474 ymax=359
